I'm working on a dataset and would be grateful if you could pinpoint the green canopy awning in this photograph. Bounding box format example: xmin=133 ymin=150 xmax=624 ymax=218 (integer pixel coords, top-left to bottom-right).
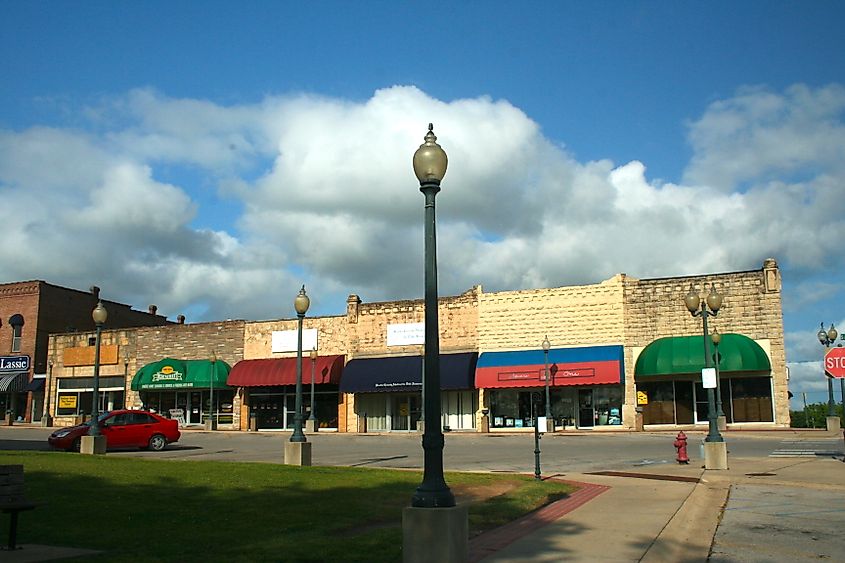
xmin=635 ymin=334 xmax=771 ymax=379
xmin=131 ymin=358 xmax=232 ymax=391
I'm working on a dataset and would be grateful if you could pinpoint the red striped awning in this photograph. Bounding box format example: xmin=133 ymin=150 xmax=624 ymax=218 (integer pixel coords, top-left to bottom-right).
xmin=227 ymin=355 xmax=344 ymax=387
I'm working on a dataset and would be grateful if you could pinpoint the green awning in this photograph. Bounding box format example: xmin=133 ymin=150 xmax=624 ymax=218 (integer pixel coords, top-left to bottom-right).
xmin=131 ymin=358 xmax=232 ymax=391
xmin=635 ymin=334 xmax=771 ymax=378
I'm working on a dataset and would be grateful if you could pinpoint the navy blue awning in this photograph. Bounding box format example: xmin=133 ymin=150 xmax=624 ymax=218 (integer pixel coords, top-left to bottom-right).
xmin=24 ymin=378 xmax=45 ymax=392
xmin=340 ymin=352 xmax=478 ymax=393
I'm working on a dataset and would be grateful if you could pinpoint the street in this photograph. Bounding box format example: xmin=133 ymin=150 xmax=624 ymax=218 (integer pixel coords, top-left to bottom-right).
xmin=2 ymin=426 xmax=840 ymax=474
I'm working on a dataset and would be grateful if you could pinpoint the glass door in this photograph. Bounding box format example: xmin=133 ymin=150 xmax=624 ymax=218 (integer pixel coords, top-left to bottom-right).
xmin=578 ymin=389 xmax=594 ymax=428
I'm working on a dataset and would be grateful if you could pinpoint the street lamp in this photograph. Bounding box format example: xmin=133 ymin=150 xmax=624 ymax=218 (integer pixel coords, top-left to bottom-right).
xmin=684 ymin=284 xmax=723 ymax=443
xmin=411 ymin=124 xmax=454 ymax=509
xmin=542 ymin=336 xmax=552 ymax=430
xmin=532 ymin=392 xmax=542 ymax=480
xmin=817 ymin=323 xmax=841 ymax=418
xmin=89 ymin=300 xmax=108 ymax=436
xmin=291 ymin=285 xmax=310 ymax=443
xmin=208 ymin=351 xmax=217 ymax=430
xmin=308 ymin=347 xmax=318 ymax=431
xmin=711 ymin=328 xmax=725 ymax=421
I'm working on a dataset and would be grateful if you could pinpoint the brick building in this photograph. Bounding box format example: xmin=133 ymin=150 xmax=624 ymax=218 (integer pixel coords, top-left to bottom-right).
xmin=43 ymin=259 xmax=788 ymax=432
xmin=0 ymin=281 xmax=169 ymax=423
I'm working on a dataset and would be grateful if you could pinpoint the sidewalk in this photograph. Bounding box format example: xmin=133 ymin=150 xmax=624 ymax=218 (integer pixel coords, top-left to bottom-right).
xmin=471 ymin=453 xmax=845 ymax=562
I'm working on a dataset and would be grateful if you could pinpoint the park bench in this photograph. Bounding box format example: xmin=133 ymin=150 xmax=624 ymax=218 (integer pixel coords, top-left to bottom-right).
xmin=0 ymin=464 xmax=37 ymax=551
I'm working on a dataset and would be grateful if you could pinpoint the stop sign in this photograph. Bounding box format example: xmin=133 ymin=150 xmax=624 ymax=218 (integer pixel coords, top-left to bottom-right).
xmin=824 ymin=347 xmax=845 ymax=378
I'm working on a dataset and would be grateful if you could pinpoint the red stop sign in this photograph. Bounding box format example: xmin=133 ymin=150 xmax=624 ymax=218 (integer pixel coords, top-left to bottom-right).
xmin=824 ymin=347 xmax=845 ymax=378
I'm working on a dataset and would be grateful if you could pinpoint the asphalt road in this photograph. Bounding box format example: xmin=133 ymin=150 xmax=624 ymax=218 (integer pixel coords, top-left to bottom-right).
xmin=1 ymin=426 xmax=830 ymax=474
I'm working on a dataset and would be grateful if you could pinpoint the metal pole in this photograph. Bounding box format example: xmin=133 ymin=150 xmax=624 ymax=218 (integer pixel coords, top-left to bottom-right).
xmin=701 ymin=305 xmax=722 ymax=442
xmin=209 ymin=356 xmax=215 ymax=429
xmin=308 ymin=350 xmax=316 ymax=422
xmin=713 ymin=346 xmax=724 ymax=418
xmin=840 ymin=378 xmax=844 ymax=423
xmin=534 ymin=394 xmax=542 ymax=480
xmin=291 ymin=311 xmax=306 ymax=443
xmin=802 ymin=392 xmax=811 ymax=428
xmin=544 ymin=347 xmax=551 ymax=423
xmin=411 ymin=178 xmax=454 ymax=508
xmin=43 ymin=361 xmax=53 ymax=422
xmin=827 ymin=373 xmax=836 ymax=417
xmin=89 ymin=322 xmax=103 ymax=436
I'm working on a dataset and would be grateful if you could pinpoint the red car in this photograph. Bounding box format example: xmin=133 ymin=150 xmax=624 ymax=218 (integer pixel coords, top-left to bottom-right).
xmin=48 ymin=410 xmax=181 ymax=452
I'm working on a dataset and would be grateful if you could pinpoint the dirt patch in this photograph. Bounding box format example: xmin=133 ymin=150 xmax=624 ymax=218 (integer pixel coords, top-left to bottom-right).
xmin=451 ymin=479 xmax=521 ymax=504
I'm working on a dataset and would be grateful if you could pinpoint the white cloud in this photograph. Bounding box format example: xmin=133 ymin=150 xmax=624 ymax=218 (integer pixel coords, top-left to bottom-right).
xmin=1 ymin=84 xmax=844 ymax=340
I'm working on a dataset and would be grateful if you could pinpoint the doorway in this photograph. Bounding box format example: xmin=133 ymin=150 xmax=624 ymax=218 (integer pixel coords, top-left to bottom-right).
xmin=578 ymin=389 xmax=594 ymax=428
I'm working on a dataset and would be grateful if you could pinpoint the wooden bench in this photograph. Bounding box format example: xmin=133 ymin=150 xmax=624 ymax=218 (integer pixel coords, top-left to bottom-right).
xmin=0 ymin=465 xmax=36 ymax=551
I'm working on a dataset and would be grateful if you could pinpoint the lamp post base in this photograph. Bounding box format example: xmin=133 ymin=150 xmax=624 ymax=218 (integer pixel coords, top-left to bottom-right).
xmin=480 ymin=414 xmax=490 ymax=433
xmin=703 ymin=441 xmax=728 ymax=470
xmin=40 ymin=415 xmax=53 ymax=427
xmin=717 ymin=415 xmax=727 ymax=432
xmin=80 ymin=435 xmax=107 ymax=455
xmin=305 ymin=419 xmax=318 ymax=433
xmin=402 ymin=504 xmax=468 ymax=563
xmin=826 ymin=416 xmax=841 ymax=434
xmin=284 ymin=441 xmax=312 ymax=466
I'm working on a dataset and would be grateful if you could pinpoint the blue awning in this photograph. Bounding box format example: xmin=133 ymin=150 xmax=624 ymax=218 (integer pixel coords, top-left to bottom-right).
xmin=340 ymin=352 xmax=478 ymax=393
xmin=476 ymin=346 xmax=625 ymax=388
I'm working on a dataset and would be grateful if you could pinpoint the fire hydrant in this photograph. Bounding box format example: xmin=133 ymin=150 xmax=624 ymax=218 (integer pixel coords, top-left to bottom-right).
xmin=673 ymin=431 xmax=689 ymax=464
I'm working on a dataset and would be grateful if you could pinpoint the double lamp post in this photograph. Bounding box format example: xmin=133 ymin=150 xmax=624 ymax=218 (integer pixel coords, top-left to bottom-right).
xmin=817 ymin=323 xmax=844 ymax=429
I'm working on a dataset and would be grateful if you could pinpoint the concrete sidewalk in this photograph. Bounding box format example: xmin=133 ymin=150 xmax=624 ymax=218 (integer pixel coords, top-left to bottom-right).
xmin=472 ymin=454 xmax=845 ymax=562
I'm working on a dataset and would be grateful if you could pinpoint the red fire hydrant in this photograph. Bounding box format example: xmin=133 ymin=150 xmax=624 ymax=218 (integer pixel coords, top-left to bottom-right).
xmin=674 ymin=431 xmax=689 ymax=464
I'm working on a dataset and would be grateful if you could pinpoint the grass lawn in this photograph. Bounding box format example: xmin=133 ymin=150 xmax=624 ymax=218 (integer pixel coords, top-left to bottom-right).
xmin=1 ymin=451 xmax=574 ymax=562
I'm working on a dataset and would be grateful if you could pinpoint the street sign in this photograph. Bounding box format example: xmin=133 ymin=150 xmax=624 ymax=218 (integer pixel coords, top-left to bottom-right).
xmin=824 ymin=347 xmax=845 ymax=378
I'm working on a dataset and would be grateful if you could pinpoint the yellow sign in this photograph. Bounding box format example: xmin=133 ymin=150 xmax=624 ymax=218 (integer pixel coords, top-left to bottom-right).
xmin=398 ymin=403 xmax=409 ymax=417
xmin=58 ymin=395 xmax=78 ymax=409
xmin=636 ymin=391 xmax=648 ymax=405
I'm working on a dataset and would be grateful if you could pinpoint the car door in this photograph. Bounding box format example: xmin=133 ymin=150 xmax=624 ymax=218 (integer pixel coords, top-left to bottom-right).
xmin=129 ymin=412 xmax=157 ymax=446
xmin=100 ymin=413 xmax=132 ymax=448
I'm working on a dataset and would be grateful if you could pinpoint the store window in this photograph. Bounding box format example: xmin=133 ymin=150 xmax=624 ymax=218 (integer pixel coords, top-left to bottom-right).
xmin=594 ymin=386 xmax=624 ymax=425
xmin=730 ymin=377 xmax=773 ymax=422
xmin=9 ymin=314 xmax=24 ymax=353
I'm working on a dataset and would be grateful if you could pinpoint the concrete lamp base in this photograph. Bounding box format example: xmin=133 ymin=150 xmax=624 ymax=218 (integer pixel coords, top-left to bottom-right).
xmin=402 ymin=504 xmax=468 ymax=563
xmin=80 ymin=435 xmax=107 ymax=455
xmin=40 ymin=415 xmax=53 ymax=428
xmin=826 ymin=416 xmax=841 ymax=434
xmin=703 ymin=441 xmax=728 ymax=470
xmin=305 ymin=419 xmax=318 ymax=433
xmin=284 ymin=441 xmax=312 ymax=466
xmin=717 ymin=415 xmax=727 ymax=432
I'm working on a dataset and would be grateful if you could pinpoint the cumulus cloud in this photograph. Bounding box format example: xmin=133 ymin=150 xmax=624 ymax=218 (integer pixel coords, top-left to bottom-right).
xmin=2 ymin=84 xmax=844 ymax=336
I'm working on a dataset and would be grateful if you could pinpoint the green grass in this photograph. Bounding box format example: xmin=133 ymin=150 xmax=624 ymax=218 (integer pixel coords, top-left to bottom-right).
xmin=1 ymin=451 xmax=574 ymax=562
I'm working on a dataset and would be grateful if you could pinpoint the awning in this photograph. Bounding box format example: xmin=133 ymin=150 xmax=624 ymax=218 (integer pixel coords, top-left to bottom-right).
xmin=0 ymin=372 xmax=28 ymax=392
xmin=339 ymin=352 xmax=478 ymax=393
xmin=131 ymin=358 xmax=232 ymax=391
xmin=228 ymin=355 xmax=345 ymax=387
xmin=24 ymin=378 xmax=45 ymax=392
xmin=476 ymin=346 xmax=624 ymax=389
xmin=635 ymin=334 xmax=771 ymax=378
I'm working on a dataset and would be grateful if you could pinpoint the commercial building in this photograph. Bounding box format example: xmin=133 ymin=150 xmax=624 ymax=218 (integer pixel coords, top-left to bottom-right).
xmin=44 ymin=259 xmax=788 ymax=431
xmin=0 ymin=281 xmax=170 ymax=423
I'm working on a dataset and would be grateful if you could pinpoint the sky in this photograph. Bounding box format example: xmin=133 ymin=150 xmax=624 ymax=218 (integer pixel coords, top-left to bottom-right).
xmin=2 ymin=1 xmax=844 ymax=409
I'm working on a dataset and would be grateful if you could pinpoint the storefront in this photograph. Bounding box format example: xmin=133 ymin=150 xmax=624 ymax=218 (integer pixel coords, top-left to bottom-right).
xmin=476 ymin=346 xmax=625 ymax=430
xmin=131 ymin=358 xmax=234 ymax=427
xmin=341 ymin=352 xmax=478 ymax=432
xmin=635 ymin=334 xmax=774 ymax=425
xmin=0 ymin=365 xmax=29 ymax=421
xmin=55 ymin=376 xmax=125 ymax=421
xmin=228 ymin=355 xmax=345 ymax=431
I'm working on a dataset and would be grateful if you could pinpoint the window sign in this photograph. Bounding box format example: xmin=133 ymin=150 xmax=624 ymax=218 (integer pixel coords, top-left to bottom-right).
xmin=272 ymin=329 xmax=318 ymax=353
xmin=701 ymin=367 xmax=717 ymax=389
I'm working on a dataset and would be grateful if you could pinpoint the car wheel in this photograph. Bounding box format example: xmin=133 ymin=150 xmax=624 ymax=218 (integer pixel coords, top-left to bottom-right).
xmin=148 ymin=434 xmax=167 ymax=451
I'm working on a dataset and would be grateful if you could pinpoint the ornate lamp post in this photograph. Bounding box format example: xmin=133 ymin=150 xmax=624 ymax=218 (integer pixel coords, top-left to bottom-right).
xmin=816 ymin=323 xmax=845 ymax=431
xmin=533 ymin=392 xmax=542 ymax=480
xmin=684 ymin=284 xmax=723 ymax=443
xmin=208 ymin=351 xmax=217 ymax=430
xmin=711 ymin=328 xmax=726 ymax=428
xmin=89 ymin=300 xmax=108 ymax=434
xmin=542 ymin=336 xmax=552 ymax=431
xmin=81 ymin=298 xmax=108 ymax=455
xmin=411 ymin=124 xmax=454 ymax=509
xmin=291 ymin=286 xmax=310 ymax=443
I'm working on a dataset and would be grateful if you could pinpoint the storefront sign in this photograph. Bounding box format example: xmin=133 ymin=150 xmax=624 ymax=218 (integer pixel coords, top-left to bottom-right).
xmin=636 ymin=391 xmax=648 ymax=405
xmin=554 ymin=368 xmax=595 ymax=380
xmin=497 ymin=370 xmax=539 ymax=381
xmin=58 ymin=395 xmax=78 ymax=409
xmin=272 ymin=329 xmax=318 ymax=353
xmin=152 ymin=365 xmax=185 ymax=383
xmin=387 ymin=323 xmax=425 ymax=346
xmin=0 ymin=355 xmax=30 ymax=373
xmin=373 ymin=381 xmax=421 ymax=389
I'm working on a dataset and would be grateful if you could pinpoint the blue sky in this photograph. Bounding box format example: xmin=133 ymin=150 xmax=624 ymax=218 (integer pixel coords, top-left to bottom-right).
xmin=2 ymin=1 xmax=844 ymax=407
